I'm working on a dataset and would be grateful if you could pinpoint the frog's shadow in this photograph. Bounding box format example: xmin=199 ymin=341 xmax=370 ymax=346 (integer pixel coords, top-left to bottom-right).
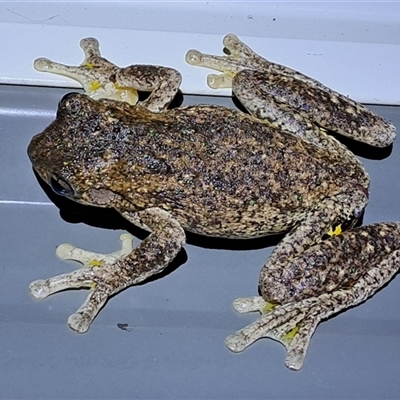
xmin=35 ymin=172 xmax=285 ymax=283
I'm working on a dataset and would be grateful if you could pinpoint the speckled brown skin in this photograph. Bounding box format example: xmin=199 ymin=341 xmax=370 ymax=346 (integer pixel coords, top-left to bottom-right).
xmin=186 ymin=34 xmax=396 ymax=148
xmin=183 ymin=35 xmax=400 ymax=369
xmin=29 ymin=93 xmax=369 ymax=237
xmin=226 ymin=222 xmax=400 ymax=370
xmin=28 ymin=92 xmax=369 ymax=335
xmin=186 ymin=34 xmax=394 ymax=305
xmin=28 ymin=35 xmax=398 ymax=369
xmin=29 ymin=208 xmax=185 ymax=333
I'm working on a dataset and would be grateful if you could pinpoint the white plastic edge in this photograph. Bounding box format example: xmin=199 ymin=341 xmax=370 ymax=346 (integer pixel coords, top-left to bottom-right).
xmin=0 ymin=21 xmax=399 ymax=105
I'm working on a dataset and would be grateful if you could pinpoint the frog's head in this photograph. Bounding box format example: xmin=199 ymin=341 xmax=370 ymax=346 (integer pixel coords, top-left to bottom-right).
xmin=28 ymin=93 xmax=129 ymax=207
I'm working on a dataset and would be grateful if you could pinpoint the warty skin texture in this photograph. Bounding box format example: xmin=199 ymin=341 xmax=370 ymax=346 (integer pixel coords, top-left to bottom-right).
xmin=29 ymin=94 xmax=369 ymax=239
xmin=28 ymin=34 xmax=398 ymax=370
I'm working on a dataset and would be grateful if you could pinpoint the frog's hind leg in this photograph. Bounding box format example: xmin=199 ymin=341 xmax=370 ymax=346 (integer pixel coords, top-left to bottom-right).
xmin=227 ymin=244 xmax=400 ymax=370
xmin=188 ymin=36 xmax=396 ymax=147
xmin=227 ymin=184 xmax=371 ymax=369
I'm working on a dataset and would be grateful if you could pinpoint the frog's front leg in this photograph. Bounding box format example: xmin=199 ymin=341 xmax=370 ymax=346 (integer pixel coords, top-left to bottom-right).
xmin=227 ymin=221 xmax=400 ymax=370
xmin=34 ymin=37 xmax=182 ymax=111
xmin=29 ymin=208 xmax=185 ymax=333
xmin=33 ymin=37 xmax=138 ymax=103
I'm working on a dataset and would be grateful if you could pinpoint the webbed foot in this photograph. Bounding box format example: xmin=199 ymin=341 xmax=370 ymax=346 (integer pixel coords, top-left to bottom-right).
xmin=185 ymin=33 xmax=266 ymax=89
xmin=29 ymin=233 xmax=134 ymax=333
xmin=34 ymin=37 xmax=139 ymax=105
xmin=55 ymin=233 xmax=134 ymax=268
xmin=225 ymin=296 xmax=321 ymax=371
xmin=227 ymin=237 xmax=400 ymax=371
xmin=29 ymin=208 xmax=186 ymax=334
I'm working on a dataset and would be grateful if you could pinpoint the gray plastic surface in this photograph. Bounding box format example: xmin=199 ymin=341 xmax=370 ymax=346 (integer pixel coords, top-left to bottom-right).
xmin=1 ymin=84 xmax=400 ymax=399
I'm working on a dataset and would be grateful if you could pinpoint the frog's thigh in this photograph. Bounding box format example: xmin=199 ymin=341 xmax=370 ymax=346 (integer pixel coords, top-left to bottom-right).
xmin=29 ymin=207 xmax=186 ymax=333
xmin=260 ymin=186 xmax=368 ymax=303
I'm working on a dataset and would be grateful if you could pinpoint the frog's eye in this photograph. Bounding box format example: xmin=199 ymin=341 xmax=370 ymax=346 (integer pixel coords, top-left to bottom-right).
xmin=50 ymin=175 xmax=74 ymax=197
xmin=58 ymin=92 xmax=80 ymax=108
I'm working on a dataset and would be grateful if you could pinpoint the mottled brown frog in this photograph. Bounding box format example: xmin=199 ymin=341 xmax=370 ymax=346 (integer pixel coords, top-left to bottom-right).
xmin=28 ymin=35 xmax=397 ymax=370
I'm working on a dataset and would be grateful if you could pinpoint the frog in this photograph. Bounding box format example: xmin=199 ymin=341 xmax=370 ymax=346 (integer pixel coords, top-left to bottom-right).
xmin=28 ymin=35 xmax=397 ymax=370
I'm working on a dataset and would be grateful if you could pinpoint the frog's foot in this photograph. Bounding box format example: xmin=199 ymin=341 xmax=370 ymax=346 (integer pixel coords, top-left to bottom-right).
xmin=227 ymin=241 xmax=400 ymax=371
xmin=185 ymin=49 xmax=235 ymax=89
xmin=34 ymin=38 xmax=139 ymax=105
xmin=222 ymin=33 xmax=262 ymax=60
xmin=225 ymin=296 xmax=322 ymax=371
xmin=55 ymin=233 xmax=135 ymax=267
xmin=29 ymin=233 xmax=135 ymax=333
xmin=185 ymin=33 xmax=266 ymax=89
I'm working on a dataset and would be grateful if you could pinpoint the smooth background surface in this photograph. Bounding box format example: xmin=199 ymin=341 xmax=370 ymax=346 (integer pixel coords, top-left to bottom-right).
xmin=0 ymin=85 xmax=400 ymax=399
xmin=0 ymin=1 xmax=400 ymax=103
xmin=1 ymin=2 xmax=400 ymax=398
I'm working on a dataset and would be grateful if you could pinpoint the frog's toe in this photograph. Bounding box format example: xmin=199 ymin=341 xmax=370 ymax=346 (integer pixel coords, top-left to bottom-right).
xmin=28 ymin=237 xmax=136 ymax=332
xmin=80 ymin=37 xmax=100 ymax=53
xmin=28 ymin=265 xmax=116 ymax=332
xmin=232 ymin=296 xmax=268 ymax=313
xmin=223 ymin=33 xmax=239 ymax=44
xmin=34 ymin=57 xmax=53 ymax=72
xmin=270 ymin=317 xmax=318 ymax=371
xmin=55 ymin=243 xmax=77 ymax=261
xmin=222 ymin=33 xmax=256 ymax=59
xmin=65 ymin=279 xmax=113 ymax=333
xmin=284 ymin=340 xmax=310 ymax=371
xmin=222 ymin=33 xmax=241 ymax=53
xmin=207 ymin=73 xmax=233 ymax=89
xmin=29 ymin=279 xmax=51 ymax=300
xmin=34 ymin=57 xmax=78 ymax=76
xmin=68 ymin=312 xmax=92 ymax=334
xmin=226 ymin=298 xmax=321 ymax=370
xmin=185 ymin=49 xmax=204 ymax=66
xmin=29 ymin=232 xmax=143 ymax=332
xmin=55 ymin=233 xmax=134 ymax=266
xmin=225 ymin=333 xmax=249 ymax=352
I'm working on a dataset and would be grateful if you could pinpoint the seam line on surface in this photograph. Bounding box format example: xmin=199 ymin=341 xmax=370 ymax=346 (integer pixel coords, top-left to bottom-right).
xmin=0 ymin=200 xmax=54 ymax=206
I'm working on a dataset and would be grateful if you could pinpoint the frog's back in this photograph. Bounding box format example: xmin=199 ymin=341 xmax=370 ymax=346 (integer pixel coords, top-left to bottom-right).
xmin=112 ymin=104 xmax=367 ymax=238
xmin=37 ymin=97 xmax=366 ymax=239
